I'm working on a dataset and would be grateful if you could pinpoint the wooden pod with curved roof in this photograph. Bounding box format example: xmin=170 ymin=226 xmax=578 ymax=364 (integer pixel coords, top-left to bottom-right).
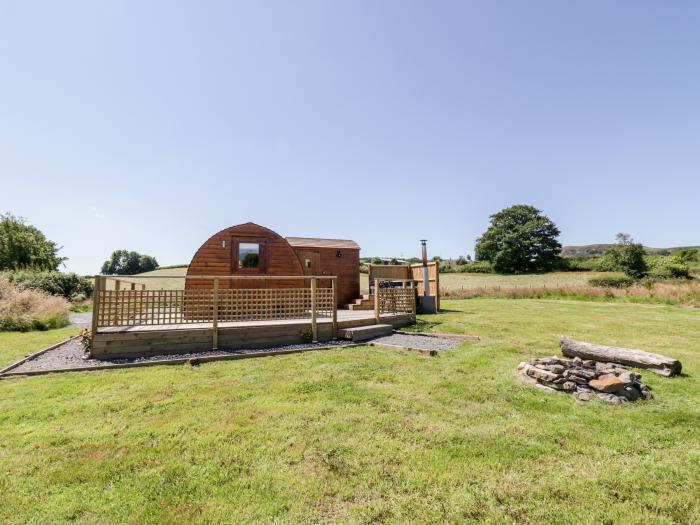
xmin=186 ymin=222 xmax=360 ymax=305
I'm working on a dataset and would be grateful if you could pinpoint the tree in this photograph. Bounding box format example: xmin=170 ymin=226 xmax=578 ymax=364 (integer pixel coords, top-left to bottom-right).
xmin=475 ymin=205 xmax=562 ymax=274
xmin=371 ymin=257 xmax=382 ymax=265
xmin=0 ymin=213 xmax=65 ymax=271
xmin=597 ymin=234 xmax=648 ymax=278
xmin=101 ymin=250 xmax=159 ymax=275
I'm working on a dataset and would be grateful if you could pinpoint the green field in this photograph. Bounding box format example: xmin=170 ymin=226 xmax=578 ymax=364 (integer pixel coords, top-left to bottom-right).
xmin=1 ymin=298 xmax=698 ymax=524
xmin=360 ymin=271 xmax=614 ymax=294
xmin=104 ymin=266 xmax=188 ymax=290
xmin=437 ymin=271 xmax=615 ymax=291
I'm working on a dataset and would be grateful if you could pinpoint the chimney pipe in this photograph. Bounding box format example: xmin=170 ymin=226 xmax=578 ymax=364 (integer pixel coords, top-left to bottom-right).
xmin=420 ymin=240 xmax=430 ymax=296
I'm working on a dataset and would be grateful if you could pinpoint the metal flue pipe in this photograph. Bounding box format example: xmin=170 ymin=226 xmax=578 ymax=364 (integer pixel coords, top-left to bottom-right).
xmin=420 ymin=239 xmax=430 ymax=296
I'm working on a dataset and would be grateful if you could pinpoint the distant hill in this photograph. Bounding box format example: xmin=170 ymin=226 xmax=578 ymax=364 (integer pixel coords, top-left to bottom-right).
xmin=562 ymin=244 xmax=700 ymax=258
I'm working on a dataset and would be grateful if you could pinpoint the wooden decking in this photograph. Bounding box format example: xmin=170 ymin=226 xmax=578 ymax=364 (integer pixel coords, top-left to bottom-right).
xmin=91 ymin=311 xmax=415 ymax=359
xmin=96 ymin=310 xmax=400 ymax=333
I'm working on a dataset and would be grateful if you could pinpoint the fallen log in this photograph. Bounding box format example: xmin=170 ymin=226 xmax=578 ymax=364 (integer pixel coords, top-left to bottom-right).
xmin=560 ymin=337 xmax=682 ymax=377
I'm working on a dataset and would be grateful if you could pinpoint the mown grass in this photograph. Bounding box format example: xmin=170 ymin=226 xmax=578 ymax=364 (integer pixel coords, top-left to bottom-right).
xmin=1 ymin=298 xmax=699 ymax=524
xmin=0 ymin=327 xmax=79 ymax=368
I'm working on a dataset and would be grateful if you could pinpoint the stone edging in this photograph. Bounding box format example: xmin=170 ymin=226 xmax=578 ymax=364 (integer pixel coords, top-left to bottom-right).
xmin=393 ymin=331 xmax=480 ymax=341
xmin=369 ymin=342 xmax=439 ymax=357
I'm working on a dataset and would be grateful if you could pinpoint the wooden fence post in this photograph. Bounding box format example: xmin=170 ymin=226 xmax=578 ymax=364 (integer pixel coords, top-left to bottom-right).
xmin=311 ymin=277 xmax=318 ymax=342
xmin=374 ymin=279 xmax=380 ymax=323
xmin=212 ymin=277 xmax=219 ymax=350
xmin=332 ymin=277 xmax=338 ymax=339
xmin=91 ymin=276 xmax=101 ymax=336
xmin=411 ymin=281 xmax=417 ymax=316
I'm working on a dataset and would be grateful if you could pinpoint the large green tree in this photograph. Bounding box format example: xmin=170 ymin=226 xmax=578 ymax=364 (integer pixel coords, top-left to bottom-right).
xmin=101 ymin=250 xmax=159 ymax=275
xmin=475 ymin=205 xmax=562 ymax=273
xmin=0 ymin=213 xmax=65 ymax=271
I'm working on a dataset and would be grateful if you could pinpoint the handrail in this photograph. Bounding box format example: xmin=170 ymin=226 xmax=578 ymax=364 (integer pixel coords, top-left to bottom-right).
xmin=94 ymin=274 xmax=338 ymax=280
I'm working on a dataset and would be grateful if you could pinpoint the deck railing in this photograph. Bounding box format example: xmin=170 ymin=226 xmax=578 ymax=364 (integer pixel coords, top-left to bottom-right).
xmin=92 ymin=275 xmax=417 ymax=349
xmin=92 ymin=275 xmax=338 ymax=345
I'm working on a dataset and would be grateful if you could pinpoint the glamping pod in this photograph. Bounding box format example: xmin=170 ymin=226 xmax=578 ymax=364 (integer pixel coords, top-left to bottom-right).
xmin=186 ymin=222 xmax=360 ymax=305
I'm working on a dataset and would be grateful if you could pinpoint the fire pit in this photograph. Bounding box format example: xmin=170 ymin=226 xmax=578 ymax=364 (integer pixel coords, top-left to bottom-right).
xmin=517 ymin=356 xmax=653 ymax=404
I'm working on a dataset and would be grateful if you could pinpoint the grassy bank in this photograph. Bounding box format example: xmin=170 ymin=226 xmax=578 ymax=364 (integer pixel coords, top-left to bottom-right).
xmin=1 ymin=299 xmax=698 ymax=523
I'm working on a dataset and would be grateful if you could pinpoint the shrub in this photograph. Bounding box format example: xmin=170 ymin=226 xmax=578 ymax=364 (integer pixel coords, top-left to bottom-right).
xmin=676 ymin=248 xmax=700 ymax=263
xmin=646 ymin=256 xmax=691 ymax=279
xmin=596 ymin=234 xmax=648 ymax=278
xmin=588 ymin=275 xmax=635 ymax=288
xmin=456 ymin=261 xmax=493 ymax=273
xmin=6 ymin=270 xmax=93 ymax=300
xmin=439 ymin=262 xmax=455 ymax=273
xmin=0 ymin=275 xmax=70 ymax=331
xmin=560 ymin=257 xmax=598 ymax=272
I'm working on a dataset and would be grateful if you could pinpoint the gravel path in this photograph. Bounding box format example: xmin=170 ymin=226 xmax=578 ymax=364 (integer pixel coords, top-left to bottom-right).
xmin=4 ymin=332 xmax=464 ymax=375
xmin=68 ymin=312 xmax=92 ymax=328
xmin=369 ymin=333 xmax=463 ymax=352
xmin=6 ymin=338 xmax=355 ymax=374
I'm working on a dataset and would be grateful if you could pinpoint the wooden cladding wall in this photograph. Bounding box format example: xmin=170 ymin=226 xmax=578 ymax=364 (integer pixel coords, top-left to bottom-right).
xmin=294 ymin=247 xmax=360 ymax=306
xmin=186 ymin=223 xmax=305 ymax=290
xmin=367 ymin=264 xmax=411 ymax=282
xmin=410 ymin=262 xmax=440 ymax=309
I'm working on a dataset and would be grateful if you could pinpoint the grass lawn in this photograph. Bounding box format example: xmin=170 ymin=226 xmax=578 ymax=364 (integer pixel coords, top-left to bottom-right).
xmin=1 ymin=299 xmax=698 ymax=524
xmin=0 ymin=327 xmax=79 ymax=369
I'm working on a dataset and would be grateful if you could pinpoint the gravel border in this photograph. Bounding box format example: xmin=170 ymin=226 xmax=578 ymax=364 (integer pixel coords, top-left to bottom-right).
xmin=1 ymin=331 xmax=469 ymax=377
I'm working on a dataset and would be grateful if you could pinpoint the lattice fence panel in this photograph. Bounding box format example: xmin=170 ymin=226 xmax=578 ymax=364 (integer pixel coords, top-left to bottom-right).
xmin=97 ymin=287 xmax=335 ymax=327
xmin=378 ymin=288 xmax=415 ymax=315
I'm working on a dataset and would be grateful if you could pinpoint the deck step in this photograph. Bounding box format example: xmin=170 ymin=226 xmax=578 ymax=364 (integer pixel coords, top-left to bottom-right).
xmin=346 ymin=295 xmax=374 ymax=311
xmin=337 ymin=324 xmax=394 ymax=342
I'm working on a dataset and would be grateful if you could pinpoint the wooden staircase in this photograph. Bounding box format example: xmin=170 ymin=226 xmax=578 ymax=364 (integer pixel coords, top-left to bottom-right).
xmin=345 ymin=295 xmax=374 ymax=311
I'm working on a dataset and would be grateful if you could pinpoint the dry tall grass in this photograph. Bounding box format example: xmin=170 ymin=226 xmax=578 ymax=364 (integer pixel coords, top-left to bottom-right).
xmin=443 ymin=279 xmax=700 ymax=307
xmin=0 ymin=275 xmax=70 ymax=331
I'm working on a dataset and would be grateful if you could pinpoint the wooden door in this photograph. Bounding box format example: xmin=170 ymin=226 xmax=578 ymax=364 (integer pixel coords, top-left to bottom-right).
xmin=297 ymin=249 xmax=321 ymax=276
xmin=298 ymin=249 xmax=333 ymax=289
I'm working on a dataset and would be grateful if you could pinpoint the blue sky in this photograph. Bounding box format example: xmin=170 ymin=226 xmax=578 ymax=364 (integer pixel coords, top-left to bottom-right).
xmin=2 ymin=1 xmax=699 ymax=274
